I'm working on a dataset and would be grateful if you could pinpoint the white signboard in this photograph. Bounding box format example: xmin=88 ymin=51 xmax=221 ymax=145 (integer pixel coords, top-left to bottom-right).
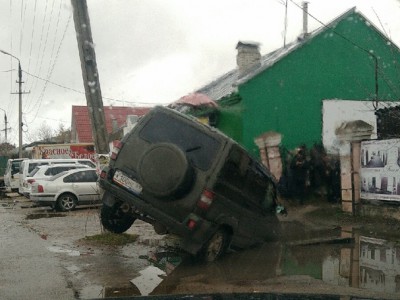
xmin=360 ymin=139 xmax=400 ymax=201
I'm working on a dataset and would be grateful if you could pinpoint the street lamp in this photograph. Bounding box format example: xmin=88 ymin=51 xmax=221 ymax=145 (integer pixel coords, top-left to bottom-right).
xmin=0 ymin=107 xmax=8 ymax=143
xmin=0 ymin=49 xmax=23 ymax=158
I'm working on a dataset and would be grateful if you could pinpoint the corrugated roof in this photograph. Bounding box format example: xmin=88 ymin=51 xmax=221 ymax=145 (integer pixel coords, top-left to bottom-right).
xmin=71 ymin=105 xmax=151 ymax=143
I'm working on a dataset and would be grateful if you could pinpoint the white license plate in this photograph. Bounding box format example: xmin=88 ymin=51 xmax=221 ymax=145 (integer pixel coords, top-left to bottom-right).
xmin=113 ymin=170 xmax=142 ymax=193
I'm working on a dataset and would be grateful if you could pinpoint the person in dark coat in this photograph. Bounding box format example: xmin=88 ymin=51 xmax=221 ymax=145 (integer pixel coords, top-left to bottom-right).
xmin=309 ymin=143 xmax=329 ymax=196
xmin=289 ymin=145 xmax=309 ymax=204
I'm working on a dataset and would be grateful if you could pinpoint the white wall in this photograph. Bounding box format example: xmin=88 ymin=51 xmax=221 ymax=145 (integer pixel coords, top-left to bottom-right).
xmin=322 ymin=100 xmax=400 ymax=154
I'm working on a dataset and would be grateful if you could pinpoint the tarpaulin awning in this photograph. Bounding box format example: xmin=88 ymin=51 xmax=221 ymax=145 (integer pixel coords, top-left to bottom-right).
xmin=173 ymin=93 xmax=218 ymax=107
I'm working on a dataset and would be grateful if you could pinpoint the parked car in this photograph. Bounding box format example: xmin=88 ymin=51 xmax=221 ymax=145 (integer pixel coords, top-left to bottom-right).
xmin=4 ymin=158 xmax=28 ymax=192
xmin=22 ymin=163 xmax=90 ymax=198
xmin=18 ymin=158 xmax=96 ymax=196
xmin=30 ymin=168 xmax=101 ymax=212
xmin=99 ymin=106 xmax=281 ymax=262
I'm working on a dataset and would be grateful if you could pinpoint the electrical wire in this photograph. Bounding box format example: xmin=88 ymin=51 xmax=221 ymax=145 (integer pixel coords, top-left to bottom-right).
xmin=25 ymin=0 xmax=65 ymax=115
xmin=22 ymin=70 xmax=164 ymax=106
xmin=26 ymin=0 xmax=38 ymax=88
xmin=289 ymin=0 xmax=400 ymax=103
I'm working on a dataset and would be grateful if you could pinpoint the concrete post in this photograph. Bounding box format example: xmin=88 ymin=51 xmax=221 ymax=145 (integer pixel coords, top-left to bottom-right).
xmin=335 ymin=120 xmax=374 ymax=215
xmin=254 ymin=137 xmax=269 ymax=169
xmin=255 ymin=131 xmax=282 ymax=181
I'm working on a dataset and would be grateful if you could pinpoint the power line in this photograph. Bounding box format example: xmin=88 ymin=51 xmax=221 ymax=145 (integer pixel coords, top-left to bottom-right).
xmin=26 ymin=0 xmax=38 ymax=87
xmin=25 ymin=4 xmax=70 ymax=118
xmin=22 ymin=70 xmax=163 ymax=106
xmin=289 ymin=0 xmax=400 ymax=102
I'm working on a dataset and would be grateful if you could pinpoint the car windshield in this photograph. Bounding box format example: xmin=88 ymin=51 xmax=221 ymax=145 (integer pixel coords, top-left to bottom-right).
xmin=3 ymin=1 xmax=400 ymax=300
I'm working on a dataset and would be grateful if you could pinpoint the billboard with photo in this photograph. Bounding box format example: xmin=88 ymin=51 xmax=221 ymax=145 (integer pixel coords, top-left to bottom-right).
xmin=360 ymin=139 xmax=400 ymax=201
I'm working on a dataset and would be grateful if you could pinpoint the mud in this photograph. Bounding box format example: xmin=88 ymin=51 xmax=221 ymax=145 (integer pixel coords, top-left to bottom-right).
xmin=1 ymin=193 xmax=400 ymax=299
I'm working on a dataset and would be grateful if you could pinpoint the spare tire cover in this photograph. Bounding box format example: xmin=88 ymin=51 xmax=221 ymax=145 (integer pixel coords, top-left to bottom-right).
xmin=138 ymin=143 xmax=193 ymax=198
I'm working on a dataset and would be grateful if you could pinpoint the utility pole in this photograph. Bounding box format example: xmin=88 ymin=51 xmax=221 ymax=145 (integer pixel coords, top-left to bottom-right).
xmin=3 ymin=114 xmax=10 ymax=143
xmin=14 ymin=63 xmax=28 ymax=157
xmin=12 ymin=63 xmax=29 ymax=157
xmin=0 ymin=50 xmax=28 ymax=158
xmin=0 ymin=108 xmax=11 ymax=143
xmin=71 ymin=0 xmax=109 ymax=154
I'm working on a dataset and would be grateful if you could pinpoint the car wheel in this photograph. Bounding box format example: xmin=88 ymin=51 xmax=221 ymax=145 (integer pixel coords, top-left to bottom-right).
xmin=101 ymin=201 xmax=136 ymax=233
xmin=200 ymin=228 xmax=231 ymax=262
xmin=56 ymin=193 xmax=77 ymax=212
xmin=138 ymin=143 xmax=194 ymax=198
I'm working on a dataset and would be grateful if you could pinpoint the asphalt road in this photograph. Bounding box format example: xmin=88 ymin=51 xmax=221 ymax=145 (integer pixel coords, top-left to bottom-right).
xmin=0 ymin=200 xmax=74 ymax=299
xmin=0 ymin=194 xmax=158 ymax=299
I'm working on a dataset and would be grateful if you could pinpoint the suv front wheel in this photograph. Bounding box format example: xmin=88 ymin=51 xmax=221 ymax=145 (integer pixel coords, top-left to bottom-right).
xmin=101 ymin=199 xmax=136 ymax=233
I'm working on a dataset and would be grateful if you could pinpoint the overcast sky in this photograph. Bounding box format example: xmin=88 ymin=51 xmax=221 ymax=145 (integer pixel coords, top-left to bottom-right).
xmin=0 ymin=0 xmax=400 ymax=145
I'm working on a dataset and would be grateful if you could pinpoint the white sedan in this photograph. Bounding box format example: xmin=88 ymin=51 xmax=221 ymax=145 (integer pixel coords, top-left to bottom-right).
xmin=22 ymin=163 xmax=90 ymax=198
xmin=30 ymin=168 xmax=102 ymax=212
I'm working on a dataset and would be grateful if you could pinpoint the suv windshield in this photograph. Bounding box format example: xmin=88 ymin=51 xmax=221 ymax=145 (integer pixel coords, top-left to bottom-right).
xmin=139 ymin=111 xmax=221 ymax=170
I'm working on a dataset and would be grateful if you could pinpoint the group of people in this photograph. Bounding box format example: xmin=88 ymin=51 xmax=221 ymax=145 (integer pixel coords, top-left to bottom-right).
xmin=278 ymin=143 xmax=341 ymax=204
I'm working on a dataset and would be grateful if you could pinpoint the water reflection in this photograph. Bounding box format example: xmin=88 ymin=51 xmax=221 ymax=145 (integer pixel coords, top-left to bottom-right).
xmin=147 ymin=227 xmax=400 ymax=297
xmin=359 ymin=236 xmax=400 ymax=293
xmin=82 ymin=226 xmax=400 ymax=298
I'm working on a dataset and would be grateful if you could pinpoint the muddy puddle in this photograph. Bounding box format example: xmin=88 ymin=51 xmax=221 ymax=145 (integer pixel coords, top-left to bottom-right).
xmin=26 ymin=213 xmax=67 ymax=220
xmin=78 ymin=225 xmax=400 ymax=299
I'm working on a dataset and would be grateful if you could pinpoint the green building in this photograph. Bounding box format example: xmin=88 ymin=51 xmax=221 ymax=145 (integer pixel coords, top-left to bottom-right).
xmin=197 ymin=8 xmax=400 ymax=157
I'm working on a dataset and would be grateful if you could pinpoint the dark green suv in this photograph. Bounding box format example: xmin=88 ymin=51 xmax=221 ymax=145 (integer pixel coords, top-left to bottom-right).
xmin=99 ymin=106 xmax=280 ymax=261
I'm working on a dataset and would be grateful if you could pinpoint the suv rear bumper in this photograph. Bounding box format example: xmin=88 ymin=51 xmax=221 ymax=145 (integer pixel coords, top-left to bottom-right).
xmin=99 ymin=177 xmax=217 ymax=255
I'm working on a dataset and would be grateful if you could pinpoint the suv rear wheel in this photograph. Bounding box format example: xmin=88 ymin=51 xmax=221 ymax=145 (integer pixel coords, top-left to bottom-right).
xmin=101 ymin=200 xmax=136 ymax=233
xmin=200 ymin=228 xmax=231 ymax=262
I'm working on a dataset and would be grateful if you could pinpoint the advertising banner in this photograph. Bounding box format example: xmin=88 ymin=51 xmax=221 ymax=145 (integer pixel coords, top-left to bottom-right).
xmin=33 ymin=143 xmax=96 ymax=162
xmin=360 ymin=139 xmax=400 ymax=201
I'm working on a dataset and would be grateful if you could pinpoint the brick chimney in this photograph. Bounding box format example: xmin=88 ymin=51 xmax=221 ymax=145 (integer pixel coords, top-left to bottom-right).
xmin=236 ymin=41 xmax=261 ymax=78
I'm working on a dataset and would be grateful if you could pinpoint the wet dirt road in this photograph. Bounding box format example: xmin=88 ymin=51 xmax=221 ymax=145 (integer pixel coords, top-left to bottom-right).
xmin=1 ymin=192 xmax=400 ymax=299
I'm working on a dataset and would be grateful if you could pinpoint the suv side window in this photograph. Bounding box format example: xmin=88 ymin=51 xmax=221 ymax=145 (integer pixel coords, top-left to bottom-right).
xmin=29 ymin=162 xmax=49 ymax=173
xmin=218 ymin=145 xmax=275 ymax=211
xmin=246 ymin=162 xmax=276 ymax=211
xmin=220 ymin=146 xmax=249 ymax=190
xmin=19 ymin=161 xmax=25 ymax=174
xmin=11 ymin=161 xmax=21 ymax=175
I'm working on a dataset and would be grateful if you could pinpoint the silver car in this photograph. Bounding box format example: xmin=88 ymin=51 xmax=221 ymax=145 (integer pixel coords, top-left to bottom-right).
xmin=30 ymin=168 xmax=101 ymax=211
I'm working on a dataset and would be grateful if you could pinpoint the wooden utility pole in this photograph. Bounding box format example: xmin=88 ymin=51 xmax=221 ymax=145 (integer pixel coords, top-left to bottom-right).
xmin=71 ymin=0 xmax=109 ymax=154
xmin=0 ymin=108 xmax=11 ymax=143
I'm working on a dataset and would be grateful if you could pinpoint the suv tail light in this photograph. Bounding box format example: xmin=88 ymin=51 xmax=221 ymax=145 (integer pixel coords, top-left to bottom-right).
xmin=111 ymin=141 xmax=123 ymax=160
xmin=186 ymin=214 xmax=200 ymax=230
xmin=197 ymin=189 xmax=215 ymax=210
xmin=187 ymin=219 xmax=197 ymax=230
xmin=100 ymin=170 xmax=107 ymax=179
xmin=38 ymin=185 xmax=44 ymax=193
